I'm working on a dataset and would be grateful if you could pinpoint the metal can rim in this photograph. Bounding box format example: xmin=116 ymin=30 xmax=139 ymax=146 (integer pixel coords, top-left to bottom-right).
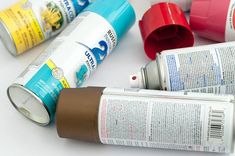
xmin=7 ymin=83 xmax=51 ymax=126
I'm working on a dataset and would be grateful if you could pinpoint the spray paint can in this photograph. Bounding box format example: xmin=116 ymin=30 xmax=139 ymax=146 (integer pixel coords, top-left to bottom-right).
xmin=0 ymin=0 xmax=91 ymax=56
xmin=150 ymin=0 xmax=192 ymax=11
xmin=130 ymin=42 xmax=235 ymax=95
xmin=190 ymin=0 xmax=235 ymax=42
xmin=7 ymin=0 xmax=136 ymax=126
xmin=56 ymin=87 xmax=234 ymax=153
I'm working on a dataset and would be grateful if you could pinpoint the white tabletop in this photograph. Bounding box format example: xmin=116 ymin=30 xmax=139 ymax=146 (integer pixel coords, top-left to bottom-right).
xmin=0 ymin=0 xmax=224 ymax=156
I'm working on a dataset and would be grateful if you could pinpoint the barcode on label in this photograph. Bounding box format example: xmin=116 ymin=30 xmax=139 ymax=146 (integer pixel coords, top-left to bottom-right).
xmin=208 ymin=109 xmax=225 ymax=140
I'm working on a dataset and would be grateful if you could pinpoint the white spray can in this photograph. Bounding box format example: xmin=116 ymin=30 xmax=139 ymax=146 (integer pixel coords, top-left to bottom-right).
xmin=130 ymin=42 xmax=235 ymax=94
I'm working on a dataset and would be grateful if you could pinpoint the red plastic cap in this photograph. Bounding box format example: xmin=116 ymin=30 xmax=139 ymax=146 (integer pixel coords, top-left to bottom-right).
xmin=190 ymin=0 xmax=230 ymax=42
xmin=139 ymin=3 xmax=194 ymax=60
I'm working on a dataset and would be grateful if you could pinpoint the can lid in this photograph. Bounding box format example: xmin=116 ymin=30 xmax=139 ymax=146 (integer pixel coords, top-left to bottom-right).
xmin=7 ymin=84 xmax=50 ymax=126
xmin=190 ymin=0 xmax=230 ymax=42
xmin=56 ymin=87 xmax=104 ymax=142
xmin=139 ymin=3 xmax=194 ymax=60
xmin=83 ymin=0 xmax=136 ymax=40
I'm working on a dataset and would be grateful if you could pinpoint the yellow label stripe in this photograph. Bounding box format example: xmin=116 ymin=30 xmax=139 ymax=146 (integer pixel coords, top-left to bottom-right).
xmin=47 ymin=59 xmax=56 ymax=69
xmin=0 ymin=0 xmax=45 ymax=54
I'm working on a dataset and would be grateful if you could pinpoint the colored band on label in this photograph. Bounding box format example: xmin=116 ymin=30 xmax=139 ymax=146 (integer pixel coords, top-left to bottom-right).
xmin=25 ymin=59 xmax=70 ymax=120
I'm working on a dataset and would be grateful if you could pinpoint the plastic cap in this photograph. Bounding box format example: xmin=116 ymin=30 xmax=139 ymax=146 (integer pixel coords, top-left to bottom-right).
xmin=139 ymin=2 xmax=194 ymax=60
xmin=190 ymin=0 xmax=231 ymax=42
xmin=130 ymin=72 xmax=145 ymax=89
xmin=84 ymin=0 xmax=136 ymax=40
xmin=56 ymin=87 xmax=104 ymax=142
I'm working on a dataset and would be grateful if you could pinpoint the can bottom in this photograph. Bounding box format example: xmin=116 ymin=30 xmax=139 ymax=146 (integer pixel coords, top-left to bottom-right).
xmin=0 ymin=19 xmax=17 ymax=56
xmin=7 ymin=84 xmax=50 ymax=126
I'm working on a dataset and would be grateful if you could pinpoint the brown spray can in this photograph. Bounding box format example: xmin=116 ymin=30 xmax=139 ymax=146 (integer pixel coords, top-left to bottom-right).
xmin=56 ymin=87 xmax=235 ymax=153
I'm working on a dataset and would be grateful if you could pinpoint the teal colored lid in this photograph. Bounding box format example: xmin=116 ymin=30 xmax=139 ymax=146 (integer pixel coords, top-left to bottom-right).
xmin=84 ymin=0 xmax=136 ymax=41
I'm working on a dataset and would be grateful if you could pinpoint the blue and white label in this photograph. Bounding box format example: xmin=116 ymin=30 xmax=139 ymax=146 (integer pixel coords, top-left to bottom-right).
xmin=14 ymin=11 xmax=117 ymax=121
xmin=163 ymin=45 xmax=235 ymax=91
xmin=62 ymin=12 xmax=117 ymax=87
xmin=24 ymin=59 xmax=70 ymax=119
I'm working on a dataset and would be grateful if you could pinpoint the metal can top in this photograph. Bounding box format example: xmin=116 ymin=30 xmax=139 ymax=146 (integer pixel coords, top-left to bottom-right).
xmin=7 ymin=84 xmax=50 ymax=126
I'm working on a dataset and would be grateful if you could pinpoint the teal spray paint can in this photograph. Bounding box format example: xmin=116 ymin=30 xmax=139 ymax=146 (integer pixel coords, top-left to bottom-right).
xmin=7 ymin=0 xmax=136 ymax=125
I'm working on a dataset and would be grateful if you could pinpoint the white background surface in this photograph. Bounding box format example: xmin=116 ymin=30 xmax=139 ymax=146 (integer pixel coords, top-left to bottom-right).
xmin=0 ymin=0 xmax=225 ymax=155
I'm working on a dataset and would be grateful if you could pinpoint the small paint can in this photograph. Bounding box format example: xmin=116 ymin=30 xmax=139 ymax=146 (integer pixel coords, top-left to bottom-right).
xmin=0 ymin=0 xmax=90 ymax=56
xmin=56 ymin=87 xmax=234 ymax=153
xmin=7 ymin=0 xmax=136 ymax=126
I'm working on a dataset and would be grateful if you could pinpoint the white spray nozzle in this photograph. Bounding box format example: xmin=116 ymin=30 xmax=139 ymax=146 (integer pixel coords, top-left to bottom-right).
xmin=130 ymin=72 xmax=145 ymax=89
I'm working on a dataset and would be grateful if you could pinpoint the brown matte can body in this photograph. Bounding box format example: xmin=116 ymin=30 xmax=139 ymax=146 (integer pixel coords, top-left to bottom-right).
xmin=56 ymin=87 xmax=104 ymax=143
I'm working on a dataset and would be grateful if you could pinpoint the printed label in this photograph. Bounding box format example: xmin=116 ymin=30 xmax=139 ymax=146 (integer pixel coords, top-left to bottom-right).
xmin=0 ymin=0 xmax=44 ymax=54
xmin=185 ymin=84 xmax=235 ymax=95
xmin=25 ymin=59 xmax=70 ymax=118
xmin=98 ymin=88 xmax=234 ymax=153
xmin=16 ymin=12 xmax=117 ymax=119
xmin=225 ymin=0 xmax=235 ymax=41
xmin=0 ymin=0 xmax=89 ymax=54
xmin=163 ymin=43 xmax=235 ymax=91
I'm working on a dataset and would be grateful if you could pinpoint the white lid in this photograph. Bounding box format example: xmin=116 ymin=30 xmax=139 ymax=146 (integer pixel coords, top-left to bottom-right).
xmin=130 ymin=71 xmax=145 ymax=89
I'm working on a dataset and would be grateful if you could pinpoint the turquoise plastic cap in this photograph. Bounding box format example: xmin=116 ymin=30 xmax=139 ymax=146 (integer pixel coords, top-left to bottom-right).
xmin=84 ymin=0 xmax=136 ymax=41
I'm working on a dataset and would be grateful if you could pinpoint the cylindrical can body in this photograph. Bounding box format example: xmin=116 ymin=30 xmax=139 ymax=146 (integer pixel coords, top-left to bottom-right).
xmin=150 ymin=0 xmax=192 ymax=11
xmin=190 ymin=0 xmax=235 ymax=42
xmin=130 ymin=42 xmax=235 ymax=95
xmin=7 ymin=0 xmax=136 ymax=125
xmin=56 ymin=87 xmax=235 ymax=153
xmin=0 ymin=0 xmax=90 ymax=56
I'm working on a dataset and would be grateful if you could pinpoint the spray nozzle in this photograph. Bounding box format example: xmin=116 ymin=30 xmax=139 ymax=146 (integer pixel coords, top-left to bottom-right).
xmin=129 ymin=71 xmax=145 ymax=89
